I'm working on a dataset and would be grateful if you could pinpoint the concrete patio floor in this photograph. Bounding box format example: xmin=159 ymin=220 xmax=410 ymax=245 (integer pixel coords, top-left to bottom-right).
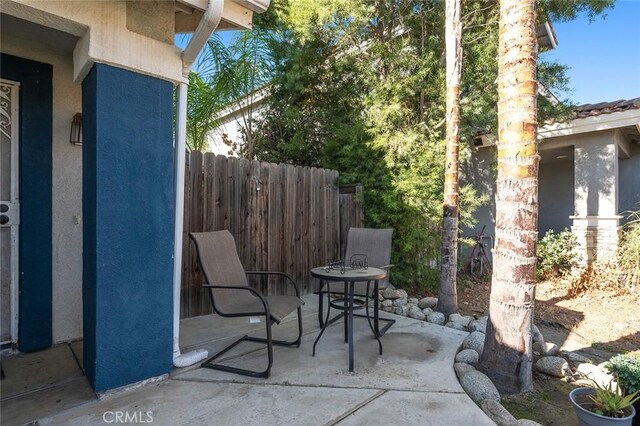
xmin=3 ymin=294 xmax=494 ymax=425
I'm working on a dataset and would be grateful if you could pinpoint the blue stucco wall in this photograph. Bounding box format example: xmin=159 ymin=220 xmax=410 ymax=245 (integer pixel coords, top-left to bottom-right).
xmin=1 ymin=53 xmax=53 ymax=352
xmin=82 ymin=64 xmax=174 ymax=392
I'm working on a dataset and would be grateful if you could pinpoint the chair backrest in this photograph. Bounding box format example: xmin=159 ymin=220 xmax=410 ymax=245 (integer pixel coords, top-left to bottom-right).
xmin=345 ymin=227 xmax=393 ymax=286
xmin=189 ymin=230 xmax=253 ymax=312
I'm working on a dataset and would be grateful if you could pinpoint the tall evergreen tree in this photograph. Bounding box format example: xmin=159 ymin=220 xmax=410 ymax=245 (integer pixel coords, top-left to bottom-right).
xmin=247 ymin=0 xmax=613 ymax=290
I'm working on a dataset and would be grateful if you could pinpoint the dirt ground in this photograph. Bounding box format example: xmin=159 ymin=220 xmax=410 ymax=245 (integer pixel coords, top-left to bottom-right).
xmin=453 ymin=277 xmax=640 ymax=425
xmin=456 ymin=277 xmax=640 ymax=355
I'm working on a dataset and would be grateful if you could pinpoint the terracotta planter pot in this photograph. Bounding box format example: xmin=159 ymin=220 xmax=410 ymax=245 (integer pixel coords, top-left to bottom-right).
xmin=570 ymin=388 xmax=636 ymax=426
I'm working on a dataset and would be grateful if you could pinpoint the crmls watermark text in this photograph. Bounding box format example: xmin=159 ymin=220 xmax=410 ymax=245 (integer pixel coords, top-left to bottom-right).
xmin=102 ymin=411 xmax=154 ymax=423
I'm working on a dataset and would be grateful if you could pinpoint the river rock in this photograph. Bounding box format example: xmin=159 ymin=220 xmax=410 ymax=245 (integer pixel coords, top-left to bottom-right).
xmin=460 ymin=371 xmax=501 ymax=403
xmin=462 ymin=331 xmax=486 ymax=357
xmin=393 ymin=297 xmax=407 ymax=307
xmin=426 ymin=312 xmax=446 ymax=325
xmin=576 ymin=363 xmax=614 ymax=388
xmin=393 ymin=305 xmax=409 ymax=316
xmin=454 ymin=362 xmax=476 ymax=379
xmin=422 ymin=307 xmax=433 ymax=316
xmin=479 ymin=399 xmax=517 ymax=426
xmin=381 ymin=299 xmax=393 ymax=307
xmin=536 ymin=356 xmax=571 ymax=377
xmin=455 ymin=349 xmax=479 ymax=366
xmin=407 ymin=305 xmax=426 ymax=321
xmin=418 ymin=297 xmax=438 ymax=309
xmin=532 ymin=325 xmax=544 ymax=345
xmin=408 ymin=297 xmax=419 ymax=305
xmin=382 ymin=306 xmax=394 ymax=313
xmin=449 ymin=313 xmax=472 ymax=327
xmin=534 ymin=341 xmax=558 ymax=356
xmin=518 ymin=420 xmax=543 ymax=426
xmin=564 ymin=351 xmax=592 ymax=364
xmin=382 ymin=288 xmax=408 ymax=300
xmin=544 ymin=342 xmax=559 ymax=356
xmin=469 ymin=319 xmax=487 ymax=333
xmin=445 ymin=321 xmax=467 ymax=331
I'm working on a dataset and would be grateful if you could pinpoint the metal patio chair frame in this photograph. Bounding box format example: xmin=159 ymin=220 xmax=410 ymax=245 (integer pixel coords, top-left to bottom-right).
xmin=317 ymin=227 xmax=395 ymax=337
xmin=189 ymin=230 xmax=304 ymax=379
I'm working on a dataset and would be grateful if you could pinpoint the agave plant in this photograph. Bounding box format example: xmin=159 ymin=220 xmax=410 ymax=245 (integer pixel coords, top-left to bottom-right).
xmin=587 ymin=377 xmax=640 ymax=418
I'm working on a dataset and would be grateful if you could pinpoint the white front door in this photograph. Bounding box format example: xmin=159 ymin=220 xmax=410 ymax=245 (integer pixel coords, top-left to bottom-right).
xmin=1 ymin=79 xmax=20 ymax=346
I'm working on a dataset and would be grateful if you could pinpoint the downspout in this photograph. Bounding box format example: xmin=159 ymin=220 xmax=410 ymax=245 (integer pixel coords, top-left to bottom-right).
xmin=173 ymin=0 xmax=224 ymax=368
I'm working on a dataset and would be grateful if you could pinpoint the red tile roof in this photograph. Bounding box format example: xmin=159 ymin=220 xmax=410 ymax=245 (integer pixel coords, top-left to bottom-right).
xmin=575 ymin=97 xmax=640 ymax=118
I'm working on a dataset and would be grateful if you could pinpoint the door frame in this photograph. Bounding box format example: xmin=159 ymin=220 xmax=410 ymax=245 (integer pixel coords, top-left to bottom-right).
xmin=1 ymin=53 xmax=53 ymax=353
xmin=1 ymin=78 xmax=21 ymax=346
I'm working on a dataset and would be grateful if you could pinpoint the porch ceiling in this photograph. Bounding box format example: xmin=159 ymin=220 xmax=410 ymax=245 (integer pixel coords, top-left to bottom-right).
xmin=0 ymin=13 xmax=79 ymax=55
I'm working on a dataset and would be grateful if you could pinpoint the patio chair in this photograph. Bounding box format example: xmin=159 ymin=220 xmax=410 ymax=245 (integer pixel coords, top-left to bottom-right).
xmin=189 ymin=230 xmax=304 ymax=379
xmin=317 ymin=227 xmax=394 ymax=336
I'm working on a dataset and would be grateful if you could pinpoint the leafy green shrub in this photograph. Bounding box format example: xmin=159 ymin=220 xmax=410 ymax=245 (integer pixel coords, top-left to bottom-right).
xmin=537 ymin=229 xmax=578 ymax=277
xmin=606 ymin=353 xmax=640 ymax=395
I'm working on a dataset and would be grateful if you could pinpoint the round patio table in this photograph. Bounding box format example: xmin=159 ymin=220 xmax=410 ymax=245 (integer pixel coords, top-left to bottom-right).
xmin=310 ymin=266 xmax=387 ymax=372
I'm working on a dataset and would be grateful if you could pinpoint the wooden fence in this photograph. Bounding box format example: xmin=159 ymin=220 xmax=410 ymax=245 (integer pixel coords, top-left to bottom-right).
xmin=181 ymin=152 xmax=358 ymax=318
xmin=338 ymin=184 xmax=365 ymax=258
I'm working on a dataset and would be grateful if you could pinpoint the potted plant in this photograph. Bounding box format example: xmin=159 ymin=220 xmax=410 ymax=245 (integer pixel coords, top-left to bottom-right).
xmin=606 ymin=354 xmax=640 ymax=426
xmin=570 ymin=377 xmax=639 ymax=426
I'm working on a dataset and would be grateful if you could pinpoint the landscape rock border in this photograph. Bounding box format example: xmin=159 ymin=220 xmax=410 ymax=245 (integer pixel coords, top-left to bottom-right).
xmin=378 ymin=287 xmax=545 ymax=425
xmin=378 ymin=285 xmax=616 ymax=426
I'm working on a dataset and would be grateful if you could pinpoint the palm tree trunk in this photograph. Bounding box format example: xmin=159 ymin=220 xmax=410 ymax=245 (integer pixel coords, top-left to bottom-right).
xmin=437 ymin=0 xmax=462 ymax=316
xmin=479 ymin=0 xmax=539 ymax=395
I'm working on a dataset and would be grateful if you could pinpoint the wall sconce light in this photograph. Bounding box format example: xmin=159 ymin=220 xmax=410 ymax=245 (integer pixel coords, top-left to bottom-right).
xmin=69 ymin=112 xmax=82 ymax=146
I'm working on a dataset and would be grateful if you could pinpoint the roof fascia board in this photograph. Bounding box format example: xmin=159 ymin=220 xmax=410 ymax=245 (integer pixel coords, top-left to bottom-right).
xmin=177 ymin=0 xmax=265 ymax=15
xmin=539 ymin=109 xmax=640 ymax=139
xmin=176 ymin=0 xmax=209 ymax=11
xmin=176 ymin=0 xmax=255 ymax=30
xmin=217 ymin=87 xmax=269 ymax=120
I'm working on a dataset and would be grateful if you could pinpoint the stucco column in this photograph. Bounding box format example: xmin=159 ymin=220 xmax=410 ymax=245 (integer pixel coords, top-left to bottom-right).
xmin=82 ymin=64 xmax=174 ymax=392
xmin=571 ymin=137 xmax=621 ymax=264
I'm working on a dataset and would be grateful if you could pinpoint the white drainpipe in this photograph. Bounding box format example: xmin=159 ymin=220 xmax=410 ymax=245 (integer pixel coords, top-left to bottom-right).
xmin=173 ymin=0 xmax=224 ymax=368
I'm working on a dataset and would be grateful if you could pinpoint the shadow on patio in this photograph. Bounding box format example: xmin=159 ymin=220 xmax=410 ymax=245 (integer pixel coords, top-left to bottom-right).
xmin=5 ymin=294 xmax=493 ymax=425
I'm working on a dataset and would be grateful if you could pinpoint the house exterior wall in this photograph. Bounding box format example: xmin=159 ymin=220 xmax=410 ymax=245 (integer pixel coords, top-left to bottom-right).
xmin=461 ymin=126 xmax=639 ymax=265
xmin=206 ymin=93 xmax=268 ymax=155
xmin=538 ymin=159 xmax=574 ymax=235
xmin=459 ymin=145 xmax=496 ymax=247
xmin=617 ymin=135 xmax=640 ymax=220
xmin=571 ymin=131 xmax=618 ymax=218
xmin=1 ymin=34 xmax=84 ymax=344
xmin=207 ymin=108 xmax=244 ymax=155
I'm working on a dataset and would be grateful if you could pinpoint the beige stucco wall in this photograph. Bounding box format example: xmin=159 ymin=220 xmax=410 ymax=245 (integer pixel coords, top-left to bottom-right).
xmin=1 ymin=34 xmax=84 ymax=343
xmin=207 ymin=95 xmax=268 ymax=155
xmin=207 ymin=108 xmax=245 ymax=156
xmin=2 ymin=0 xmax=184 ymax=84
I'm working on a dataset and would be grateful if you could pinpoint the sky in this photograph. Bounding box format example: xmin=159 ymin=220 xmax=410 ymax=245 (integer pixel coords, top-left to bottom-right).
xmin=179 ymin=0 xmax=640 ymax=105
xmin=541 ymin=0 xmax=640 ymax=105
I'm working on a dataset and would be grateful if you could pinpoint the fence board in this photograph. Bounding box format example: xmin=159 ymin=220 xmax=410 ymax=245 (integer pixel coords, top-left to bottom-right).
xmin=181 ymin=153 xmax=360 ymax=318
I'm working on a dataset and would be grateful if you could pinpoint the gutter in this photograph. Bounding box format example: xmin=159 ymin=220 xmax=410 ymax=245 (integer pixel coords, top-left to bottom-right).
xmin=172 ymin=0 xmax=224 ymax=368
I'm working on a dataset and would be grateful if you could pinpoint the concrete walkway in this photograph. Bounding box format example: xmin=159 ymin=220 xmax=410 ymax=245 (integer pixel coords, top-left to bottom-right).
xmin=23 ymin=295 xmax=494 ymax=425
